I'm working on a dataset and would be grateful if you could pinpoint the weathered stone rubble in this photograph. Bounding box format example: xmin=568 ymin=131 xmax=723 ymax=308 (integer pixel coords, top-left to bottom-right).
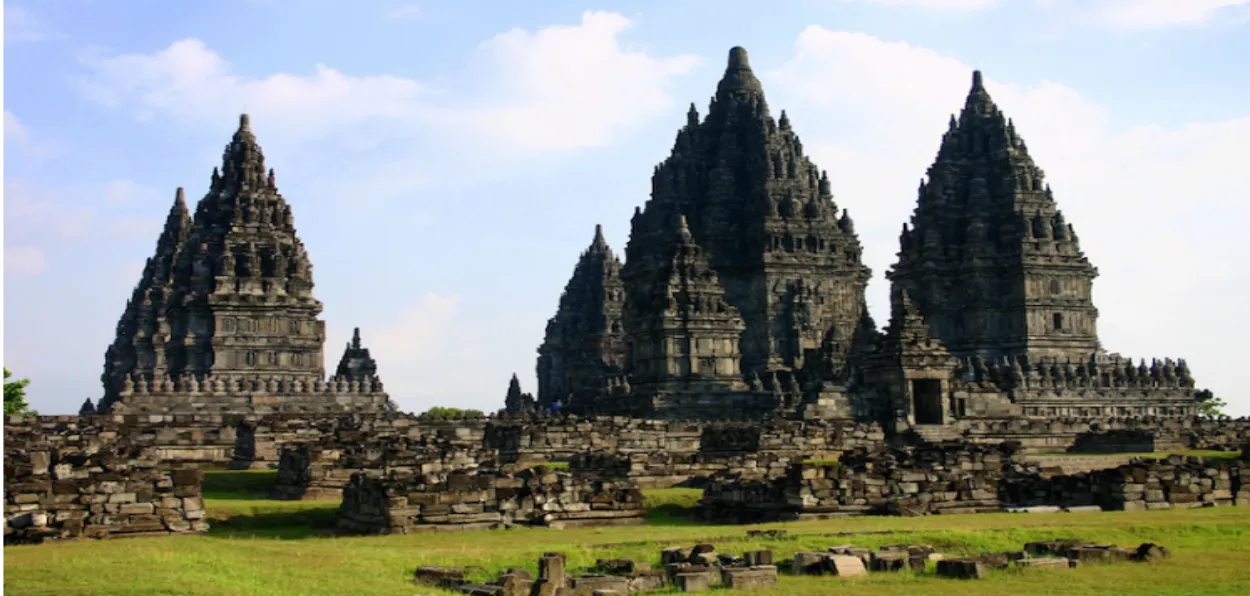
xmin=274 ymin=437 xmax=494 ymax=500
xmin=4 ymin=441 xmax=207 ymax=543
xmin=704 ymin=444 xmax=1250 ymax=521
xmin=703 ymin=442 xmax=1019 ymax=522
xmin=337 ymin=466 xmax=645 ymax=534
xmin=419 ymin=537 xmax=1172 ymax=594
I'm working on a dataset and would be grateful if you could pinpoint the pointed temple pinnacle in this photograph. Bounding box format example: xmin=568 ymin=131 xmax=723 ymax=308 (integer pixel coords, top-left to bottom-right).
xmin=972 ymin=70 xmax=984 ymax=91
xmin=239 ymin=113 xmax=251 ymax=132
xmin=594 ymin=224 xmax=606 ymax=244
xmin=727 ymin=46 xmax=751 ymax=71
xmin=174 ymin=187 xmax=186 ymax=208
xmin=717 ymin=45 xmax=765 ymax=99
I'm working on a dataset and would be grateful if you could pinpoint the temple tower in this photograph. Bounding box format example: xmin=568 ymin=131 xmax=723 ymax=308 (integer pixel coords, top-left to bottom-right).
xmin=163 ymin=113 xmax=326 ymax=382
xmin=535 ymin=224 xmax=627 ymax=409
xmin=623 ymin=216 xmax=746 ymax=393
xmin=97 ymin=114 xmax=380 ymax=413
xmin=888 ymin=71 xmax=1100 ymax=362
xmin=334 ymin=327 xmax=378 ymax=382
xmin=101 ymin=188 xmax=193 ymax=406
xmin=626 ymin=46 xmax=871 ymax=377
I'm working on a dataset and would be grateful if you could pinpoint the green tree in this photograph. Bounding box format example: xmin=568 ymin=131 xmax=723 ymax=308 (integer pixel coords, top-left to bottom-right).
xmin=4 ymin=368 xmax=36 ymax=417
xmin=1196 ymin=389 xmax=1227 ymax=418
xmin=418 ymin=406 xmax=484 ymax=420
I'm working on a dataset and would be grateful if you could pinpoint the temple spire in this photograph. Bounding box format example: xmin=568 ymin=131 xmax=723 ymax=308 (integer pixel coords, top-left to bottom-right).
xmin=715 ymin=46 xmax=765 ymax=101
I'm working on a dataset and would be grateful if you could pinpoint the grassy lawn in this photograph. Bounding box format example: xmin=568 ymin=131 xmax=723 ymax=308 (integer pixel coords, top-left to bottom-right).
xmin=5 ymin=471 xmax=1250 ymax=595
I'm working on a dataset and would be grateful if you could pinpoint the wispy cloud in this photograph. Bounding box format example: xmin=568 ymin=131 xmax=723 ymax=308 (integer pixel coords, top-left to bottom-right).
xmin=385 ymin=4 xmax=422 ymax=21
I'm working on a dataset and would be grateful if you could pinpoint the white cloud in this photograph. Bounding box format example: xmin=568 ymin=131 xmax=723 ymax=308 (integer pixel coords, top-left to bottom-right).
xmin=4 ymin=6 xmax=59 ymax=42
xmin=5 ymin=110 xmax=30 ymax=145
xmin=768 ymin=27 xmax=1250 ymax=413
xmin=385 ymin=5 xmax=421 ymax=20
xmin=5 ymin=246 xmax=49 ymax=277
xmin=74 ymin=39 xmax=428 ymax=142
xmin=457 ymin=11 xmax=701 ymax=150
xmin=1087 ymin=0 xmax=1250 ymax=28
xmin=73 ymin=12 xmax=700 ymax=151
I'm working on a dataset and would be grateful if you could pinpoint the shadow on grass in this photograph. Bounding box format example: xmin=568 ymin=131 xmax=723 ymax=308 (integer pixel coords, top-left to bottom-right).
xmin=202 ymin=470 xmax=280 ymax=501
xmin=207 ymin=505 xmax=340 ymax=539
xmin=643 ymin=487 xmax=706 ymax=527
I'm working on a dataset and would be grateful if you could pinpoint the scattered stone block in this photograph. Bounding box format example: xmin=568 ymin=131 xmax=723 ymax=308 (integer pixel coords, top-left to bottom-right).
xmin=1132 ymin=543 xmax=1172 ymax=562
xmin=824 ymin=555 xmax=867 ymax=577
xmin=414 ymin=566 xmax=466 ymax=588
xmin=744 ymin=550 xmax=773 ymax=566
xmin=792 ymin=552 xmax=827 ymax=575
xmin=723 ymin=566 xmax=778 ymax=589
xmin=570 ymin=575 xmax=630 ymax=595
xmin=676 ymin=572 xmax=710 ymax=592
xmin=870 ymin=551 xmax=908 ymax=572
xmin=936 ymin=558 xmax=987 ymax=579
xmin=1017 ymin=557 xmax=1071 ymax=570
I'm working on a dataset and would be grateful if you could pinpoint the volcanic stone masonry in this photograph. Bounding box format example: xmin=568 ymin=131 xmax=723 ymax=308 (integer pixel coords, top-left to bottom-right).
xmin=337 ymin=466 xmax=646 ymax=534
xmin=96 ymin=114 xmax=391 ymax=415
xmin=527 ymin=45 xmax=1216 ymax=427
xmin=4 ymin=428 xmax=208 ymax=543
xmin=701 ymin=443 xmax=1250 ymax=522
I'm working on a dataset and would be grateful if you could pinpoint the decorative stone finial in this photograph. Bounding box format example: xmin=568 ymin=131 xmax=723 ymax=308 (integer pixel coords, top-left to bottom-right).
xmin=174 ymin=187 xmax=186 ymax=207
xmin=728 ymin=46 xmax=751 ymax=71
xmin=239 ymin=113 xmax=251 ymax=131
xmin=972 ymin=70 xmax=984 ymax=90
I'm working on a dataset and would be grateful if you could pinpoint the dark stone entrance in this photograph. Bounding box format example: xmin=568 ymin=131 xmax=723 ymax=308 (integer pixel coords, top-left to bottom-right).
xmin=911 ymin=379 xmax=943 ymax=425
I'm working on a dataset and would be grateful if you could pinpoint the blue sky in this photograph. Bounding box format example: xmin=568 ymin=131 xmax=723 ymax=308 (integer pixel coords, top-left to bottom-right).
xmin=5 ymin=0 xmax=1249 ymax=416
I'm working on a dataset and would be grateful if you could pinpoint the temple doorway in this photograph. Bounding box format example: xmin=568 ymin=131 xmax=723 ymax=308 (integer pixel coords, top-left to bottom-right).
xmin=911 ymin=379 xmax=943 ymax=425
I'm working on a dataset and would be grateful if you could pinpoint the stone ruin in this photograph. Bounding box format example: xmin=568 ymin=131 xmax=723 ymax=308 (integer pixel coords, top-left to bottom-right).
xmin=411 ymin=535 xmax=1174 ymax=594
xmin=337 ymin=466 xmax=645 ymax=534
xmin=702 ymin=443 xmax=1250 ymax=523
xmin=274 ymin=437 xmax=493 ymax=501
xmin=4 ymin=434 xmax=207 ymax=543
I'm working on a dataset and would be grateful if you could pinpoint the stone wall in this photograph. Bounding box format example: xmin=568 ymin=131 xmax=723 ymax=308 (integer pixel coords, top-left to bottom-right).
xmin=275 ymin=417 xmax=885 ymax=497
xmin=961 ymin=417 xmax=1250 ymax=451
xmin=1005 ymin=455 xmax=1248 ymax=511
xmin=337 ymin=467 xmax=645 ymax=533
xmin=702 ymin=442 xmax=1018 ymax=523
xmin=4 ymin=439 xmax=207 ymax=543
xmin=703 ymin=443 xmax=1250 ymax=522
xmin=1068 ymin=429 xmax=1157 ymax=453
xmin=273 ymin=438 xmax=494 ymax=500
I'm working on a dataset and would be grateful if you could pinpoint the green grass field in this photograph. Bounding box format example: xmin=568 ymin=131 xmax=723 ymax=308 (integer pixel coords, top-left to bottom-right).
xmin=5 ymin=470 xmax=1250 ymax=595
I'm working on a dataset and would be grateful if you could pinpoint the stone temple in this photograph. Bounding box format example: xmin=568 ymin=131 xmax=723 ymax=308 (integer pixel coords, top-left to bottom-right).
xmin=523 ymin=47 xmax=1208 ymax=428
xmin=95 ymin=115 xmax=391 ymax=414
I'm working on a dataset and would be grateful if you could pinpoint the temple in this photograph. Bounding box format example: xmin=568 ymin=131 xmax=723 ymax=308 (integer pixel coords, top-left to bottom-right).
xmin=525 ymin=48 xmax=1210 ymax=426
xmin=97 ymin=115 xmax=391 ymax=414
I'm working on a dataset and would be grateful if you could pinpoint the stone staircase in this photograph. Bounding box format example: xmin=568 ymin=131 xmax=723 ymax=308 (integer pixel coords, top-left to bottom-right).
xmin=912 ymin=424 xmax=965 ymax=443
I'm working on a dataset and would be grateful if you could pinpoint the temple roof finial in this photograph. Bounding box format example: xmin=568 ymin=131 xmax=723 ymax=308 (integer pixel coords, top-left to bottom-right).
xmin=239 ymin=113 xmax=251 ymax=131
xmin=728 ymin=46 xmax=751 ymax=71
xmin=972 ymin=70 xmax=984 ymax=91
